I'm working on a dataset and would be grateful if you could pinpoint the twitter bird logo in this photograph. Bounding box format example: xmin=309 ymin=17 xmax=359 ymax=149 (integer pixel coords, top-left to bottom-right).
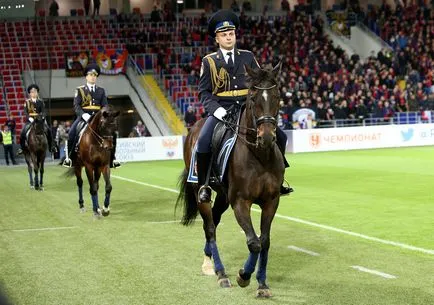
xmin=401 ymin=128 xmax=414 ymax=141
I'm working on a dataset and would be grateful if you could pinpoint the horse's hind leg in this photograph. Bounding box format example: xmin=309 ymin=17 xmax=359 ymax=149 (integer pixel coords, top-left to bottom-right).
xmin=101 ymin=166 xmax=112 ymax=216
xmin=198 ymin=194 xmax=231 ymax=288
xmin=202 ymin=193 xmax=229 ymax=276
xmin=75 ymin=166 xmax=85 ymax=212
xmin=233 ymin=199 xmax=261 ymax=290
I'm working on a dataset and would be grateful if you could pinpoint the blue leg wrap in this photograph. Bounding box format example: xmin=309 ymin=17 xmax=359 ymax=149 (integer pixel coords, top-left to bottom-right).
xmin=204 ymin=241 xmax=212 ymax=257
xmin=104 ymin=193 xmax=110 ymax=208
xmin=91 ymin=194 xmax=99 ymax=211
xmin=209 ymin=241 xmax=224 ymax=272
xmin=256 ymin=249 xmax=269 ymax=284
xmin=243 ymin=252 xmax=259 ymax=275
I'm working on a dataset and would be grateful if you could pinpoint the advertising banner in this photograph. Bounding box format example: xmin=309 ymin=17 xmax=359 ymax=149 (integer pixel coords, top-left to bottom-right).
xmin=291 ymin=124 xmax=434 ymax=153
xmin=115 ymin=136 xmax=183 ymax=162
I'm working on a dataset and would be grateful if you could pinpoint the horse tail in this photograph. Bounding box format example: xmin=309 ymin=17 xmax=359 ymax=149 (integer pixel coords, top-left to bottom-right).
xmin=62 ymin=168 xmax=76 ymax=178
xmin=175 ymin=169 xmax=198 ymax=226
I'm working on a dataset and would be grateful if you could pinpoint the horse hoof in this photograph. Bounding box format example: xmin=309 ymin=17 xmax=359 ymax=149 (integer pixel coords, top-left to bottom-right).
xmin=93 ymin=209 xmax=102 ymax=219
xmin=201 ymin=256 xmax=215 ymax=276
xmin=256 ymin=288 xmax=272 ymax=298
xmin=101 ymin=207 xmax=110 ymax=217
xmin=30 ymin=185 xmax=34 ymax=189
xmin=80 ymin=207 xmax=86 ymax=213
xmin=217 ymin=278 xmax=231 ymax=288
xmin=236 ymin=269 xmax=251 ymax=288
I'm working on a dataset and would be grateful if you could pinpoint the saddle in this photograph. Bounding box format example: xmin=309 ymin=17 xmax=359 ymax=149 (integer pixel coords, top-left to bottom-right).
xmin=187 ymin=104 xmax=244 ymax=185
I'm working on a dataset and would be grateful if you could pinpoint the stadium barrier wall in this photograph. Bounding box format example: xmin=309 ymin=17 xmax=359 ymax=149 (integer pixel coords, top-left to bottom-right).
xmin=115 ymin=136 xmax=183 ymax=162
xmin=286 ymin=124 xmax=434 ymax=153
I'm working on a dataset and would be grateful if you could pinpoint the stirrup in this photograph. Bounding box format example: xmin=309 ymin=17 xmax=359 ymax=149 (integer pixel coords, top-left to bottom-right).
xmin=280 ymin=179 xmax=294 ymax=196
xmin=16 ymin=148 xmax=23 ymax=155
xmin=112 ymin=160 xmax=121 ymax=168
xmin=62 ymin=158 xmax=72 ymax=168
xmin=198 ymin=185 xmax=212 ymax=204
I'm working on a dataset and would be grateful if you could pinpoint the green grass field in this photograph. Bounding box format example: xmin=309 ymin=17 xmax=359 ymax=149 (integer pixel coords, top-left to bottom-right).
xmin=0 ymin=147 xmax=433 ymax=305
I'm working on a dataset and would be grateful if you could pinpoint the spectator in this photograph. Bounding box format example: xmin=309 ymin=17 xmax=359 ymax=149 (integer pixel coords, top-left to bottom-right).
xmin=51 ymin=120 xmax=59 ymax=159
xmin=231 ymin=0 xmax=240 ymax=12
xmin=93 ymin=0 xmax=101 ymax=17
xmin=131 ymin=120 xmax=150 ymax=137
xmin=1 ymin=125 xmax=18 ymax=166
xmin=49 ymin=0 xmax=59 ymax=16
xmin=184 ymin=106 xmax=197 ymax=130
xmin=5 ymin=116 xmax=16 ymax=143
xmin=56 ymin=121 xmax=68 ymax=160
xmin=84 ymin=0 xmax=91 ymax=16
xmin=281 ymin=0 xmax=290 ymax=11
xmin=151 ymin=6 xmax=162 ymax=23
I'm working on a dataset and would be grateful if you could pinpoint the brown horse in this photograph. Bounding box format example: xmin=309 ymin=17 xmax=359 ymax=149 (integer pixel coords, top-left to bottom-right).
xmin=177 ymin=64 xmax=284 ymax=297
xmin=24 ymin=114 xmax=48 ymax=190
xmin=66 ymin=105 xmax=120 ymax=217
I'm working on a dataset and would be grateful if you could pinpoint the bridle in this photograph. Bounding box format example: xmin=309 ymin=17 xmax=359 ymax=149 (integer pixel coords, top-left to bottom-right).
xmin=223 ymin=83 xmax=278 ymax=148
xmin=87 ymin=113 xmax=115 ymax=150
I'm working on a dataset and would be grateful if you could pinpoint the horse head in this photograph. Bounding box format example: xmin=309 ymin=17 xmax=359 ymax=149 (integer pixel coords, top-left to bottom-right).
xmin=32 ymin=114 xmax=46 ymax=135
xmin=245 ymin=62 xmax=281 ymax=149
xmin=89 ymin=105 xmax=120 ymax=150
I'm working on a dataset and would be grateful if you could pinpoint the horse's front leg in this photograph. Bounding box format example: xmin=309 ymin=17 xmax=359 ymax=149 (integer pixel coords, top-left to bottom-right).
xmin=26 ymin=158 xmax=34 ymax=189
xmin=33 ymin=163 xmax=39 ymax=190
xmin=255 ymin=198 xmax=279 ymax=298
xmin=197 ymin=193 xmax=231 ymax=288
xmin=84 ymin=165 xmax=100 ymax=217
xmin=75 ymin=166 xmax=85 ymax=212
xmin=101 ymin=166 xmax=112 ymax=216
xmin=233 ymin=198 xmax=261 ymax=290
xmin=39 ymin=159 xmax=44 ymax=191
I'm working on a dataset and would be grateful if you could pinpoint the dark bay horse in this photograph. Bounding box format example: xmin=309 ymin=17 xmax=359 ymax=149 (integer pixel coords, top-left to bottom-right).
xmin=66 ymin=105 xmax=120 ymax=217
xmin=177 ymin=64 xmax=284 ymax=298
xmin=24 ymin=114 xmax=48 ymax=190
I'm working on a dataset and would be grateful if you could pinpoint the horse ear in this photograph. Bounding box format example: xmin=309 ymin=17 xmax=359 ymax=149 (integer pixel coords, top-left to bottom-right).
xmin=272 ymin=61 xmax=282 ymax=79
xmin=244 ymin=64 xmax=257 ymax=78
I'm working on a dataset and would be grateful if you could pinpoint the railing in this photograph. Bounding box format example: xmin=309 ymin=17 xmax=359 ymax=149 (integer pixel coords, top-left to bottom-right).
xmin=292 ymin=111 xmax=432 ymax=130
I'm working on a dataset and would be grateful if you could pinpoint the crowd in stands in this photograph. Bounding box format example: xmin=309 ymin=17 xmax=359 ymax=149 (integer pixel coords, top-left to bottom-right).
xmin=117 ymin=2 xmax=433 ymax=129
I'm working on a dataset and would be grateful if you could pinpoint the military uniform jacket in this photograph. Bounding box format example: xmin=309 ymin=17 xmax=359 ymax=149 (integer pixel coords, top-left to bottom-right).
xmin=24 ymin=98 xmax=45 ymax=120
xmin=198 ymin=48 xmax=260 ymax=115
xmin=74 ymin=85 xmax=108 ymax=117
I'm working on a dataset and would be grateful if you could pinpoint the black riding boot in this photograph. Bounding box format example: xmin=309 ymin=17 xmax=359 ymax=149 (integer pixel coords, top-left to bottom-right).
xmin=277 ymin=144 xmax=294 ymax=196
xmin=110 ymin=132 xmax=121 ymax=168
xmin=45 ymin=129 xmax=57 ymax=153
xmin=196 ymin=152 xmax=212 ymax=203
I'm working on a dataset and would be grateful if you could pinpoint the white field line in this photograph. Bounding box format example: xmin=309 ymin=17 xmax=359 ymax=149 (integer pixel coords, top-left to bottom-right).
xmin=287 ymin=245 xmax=320 ymax=256
xmin=112 ymin=175 xmax=434 ymax=256
xmin=12 ymin=226 xmax=79 ymax=232
xmin=351 ymin=265 xmax=397 ymax=279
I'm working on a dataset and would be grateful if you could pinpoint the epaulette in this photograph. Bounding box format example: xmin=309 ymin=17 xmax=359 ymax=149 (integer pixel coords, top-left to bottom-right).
xmin=77 ymin=85 xmax=85 ymax=89
xmin=238 ymin=49 xmax=252 ymax=54
xmin=203 ymin=52 xmax=217 ymax=59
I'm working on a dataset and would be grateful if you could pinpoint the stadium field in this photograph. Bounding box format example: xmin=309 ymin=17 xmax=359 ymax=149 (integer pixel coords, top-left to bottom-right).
xmin=0 ymin=147 xmax=433 ymax=305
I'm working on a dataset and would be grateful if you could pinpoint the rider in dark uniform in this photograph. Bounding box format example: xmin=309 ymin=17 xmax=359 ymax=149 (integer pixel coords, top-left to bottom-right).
xmin=196 ymin=9 xmax=293 ymax=204
xmin=16 ymin=84 xmax=56 ymax=155
xmin=62 ymin=63 xmax=121 ymax=168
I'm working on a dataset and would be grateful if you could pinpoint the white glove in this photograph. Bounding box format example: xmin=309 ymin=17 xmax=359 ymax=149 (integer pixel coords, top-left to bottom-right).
xmin=82 ymin=113 xmax=91 ymax=122
xmin=28 ymin=117 xmax=34 ymax=123
xmin=213 ymin=107 xmax=227 ymax=121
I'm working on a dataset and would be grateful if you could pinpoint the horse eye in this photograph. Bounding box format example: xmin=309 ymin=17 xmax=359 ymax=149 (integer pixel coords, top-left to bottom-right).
xmin=102 ymin=111 xmax=109 ymax=118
